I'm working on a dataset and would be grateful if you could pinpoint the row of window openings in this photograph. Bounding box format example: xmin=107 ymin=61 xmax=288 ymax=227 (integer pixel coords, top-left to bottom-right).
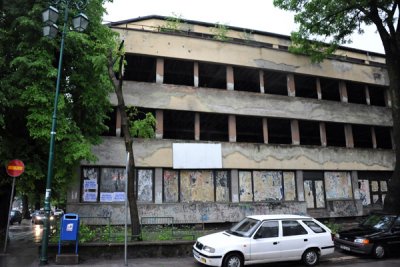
xmin=124 ymin=55 xmax=388 ymax=107
xmin=80 ymin=167 xmax=388 ymax=209
xmin=104 ymin=109 xmax=393 ymax=149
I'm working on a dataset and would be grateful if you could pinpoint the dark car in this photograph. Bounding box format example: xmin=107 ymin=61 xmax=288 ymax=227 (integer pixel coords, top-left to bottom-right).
xmin=10 ymin=210 xmax=22 ymax=225
xmin=31 ymin=210 xmax=55 ymax=225
xmin=334 ymin=213 xmax=400 ymax=259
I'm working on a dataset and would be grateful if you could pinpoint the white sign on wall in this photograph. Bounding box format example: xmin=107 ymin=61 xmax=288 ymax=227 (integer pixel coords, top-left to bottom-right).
xmin=173 ymin=143 xmax=222 ymax=169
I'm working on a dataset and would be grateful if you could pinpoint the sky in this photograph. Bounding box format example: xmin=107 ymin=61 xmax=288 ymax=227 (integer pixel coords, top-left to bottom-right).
xmin=103 ymin=0 xmax=384 ymax=54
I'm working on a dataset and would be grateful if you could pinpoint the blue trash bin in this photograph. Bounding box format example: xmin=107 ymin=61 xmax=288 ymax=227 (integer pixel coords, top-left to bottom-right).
xmin=58 ymin=213 xmax=80 ymax=254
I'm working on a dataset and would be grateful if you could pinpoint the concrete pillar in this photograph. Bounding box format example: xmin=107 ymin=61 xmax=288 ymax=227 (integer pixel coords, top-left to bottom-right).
xmin=371 ymin=126 xmax=377 ymax=149
xmin=320 ymin=122 xmax=327 ymax=147
xmin=259 ymin=70 xmax=265 ymax=93
xmin=296 ymin=170 xmax=304 ymax=201
xmin=291 ymin=119 xmax=300 ymax=145
xmin=384 ymin=88 xmax=392 ymax=107
xmin=345 ymin=124 xmax=354 ymax=148
xmin=339 ymin=81 xmax=348 ymax=103
xmin=195 ymin=113 xmax=200 ymax=141
xmin=156 ymin=58 xmax=164 ymax=84
xmin=316 ymin=78 xmax=322 ymax=100
xmin=231 ymin=169 xmax=239 ymax=203
xmin=194 ymin=62 xmax=199 ymax=87
xmin=154 ymin=168 xmax=163 ymax=204
xmin=155 ymin=110 xmax=163 ymax=139
xmin=116 ymin=108 xmax=121 ymax=137
xmin=365 ymin=85 xmax=371 ymax=105
xmin=351 ymin=171 xmax=360 ymax=200
xmin=228 ymin=115 xmax=236 ymax=142
xmin=262 ymin=118 xmax=268 ymax=144
xmin=226 ymin=66 xmax=234 ymax=90
xmin=287 ymin=73 xmax=295 ymax=97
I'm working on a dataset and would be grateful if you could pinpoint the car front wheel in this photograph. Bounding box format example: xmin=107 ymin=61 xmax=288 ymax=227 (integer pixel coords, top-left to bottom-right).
xmin=223 ymin=253 xmax=243 ymax=267
xmin=372 ymin=244 xmax=385 ymax=259
xmin=302 ymin=249 xmax=319 ymax=266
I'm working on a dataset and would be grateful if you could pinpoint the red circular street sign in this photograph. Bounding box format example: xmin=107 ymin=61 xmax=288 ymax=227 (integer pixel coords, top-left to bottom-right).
xmin=6 ymin=159 xmax=25 ymax=177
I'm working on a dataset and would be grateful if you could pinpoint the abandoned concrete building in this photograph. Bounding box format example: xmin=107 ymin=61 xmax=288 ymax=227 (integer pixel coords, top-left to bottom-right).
xmin=66 ymin=15 xmax=394 ymax=224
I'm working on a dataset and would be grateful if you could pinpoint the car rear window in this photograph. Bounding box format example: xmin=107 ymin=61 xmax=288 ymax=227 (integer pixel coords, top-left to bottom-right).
xmin=302 ymin=220 xmax=326 ymax=233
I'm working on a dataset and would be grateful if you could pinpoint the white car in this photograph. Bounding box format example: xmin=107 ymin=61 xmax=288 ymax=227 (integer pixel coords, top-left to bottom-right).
xmin=193 ymin=214 xmax=334 ymax=267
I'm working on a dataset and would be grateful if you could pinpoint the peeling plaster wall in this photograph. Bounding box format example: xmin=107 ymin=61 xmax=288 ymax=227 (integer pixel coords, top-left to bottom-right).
xmin=83 ymin=137 xmax=395 ymax=171
xmin=66 ymin=202 xmax=308 ymax=224
xmin=114 ymin=29 xmax=388 ymax=86
xmin=110 ymin=82 xmax=393 ymax=127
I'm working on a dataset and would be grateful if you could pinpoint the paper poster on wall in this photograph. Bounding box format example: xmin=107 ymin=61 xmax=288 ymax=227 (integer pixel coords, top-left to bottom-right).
xmin=100 ymin=192 xmax=113 ymax=202
xmin=83 ymin=192 xmax=97 ymax=202
xmin=82 ymin=167 xmax=99 ymax=202
xmin=113 ymin=192 xmax=126 ymax=202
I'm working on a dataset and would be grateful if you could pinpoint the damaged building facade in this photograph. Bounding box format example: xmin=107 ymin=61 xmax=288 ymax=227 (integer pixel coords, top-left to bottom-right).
xmin=66 ymin=16 xmax=394 ymax=224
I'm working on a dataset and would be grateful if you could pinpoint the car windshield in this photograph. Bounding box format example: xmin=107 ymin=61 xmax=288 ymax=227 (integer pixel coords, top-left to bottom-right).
xmin=226 ymin=217 xmax=261 ymax=237
xmin=360 ymin=214 xmax=396 ymax=231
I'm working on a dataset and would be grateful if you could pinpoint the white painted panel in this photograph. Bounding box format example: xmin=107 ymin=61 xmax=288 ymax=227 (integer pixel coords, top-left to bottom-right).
xmin=173 ymin=143 xmax=222 ymax=169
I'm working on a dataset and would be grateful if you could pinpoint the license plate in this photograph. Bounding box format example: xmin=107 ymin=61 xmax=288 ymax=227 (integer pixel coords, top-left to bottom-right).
xmin=193 ymin=250 xmax=200 ymax=258
xmin=340 ymin=245 xmax=350 ymax=251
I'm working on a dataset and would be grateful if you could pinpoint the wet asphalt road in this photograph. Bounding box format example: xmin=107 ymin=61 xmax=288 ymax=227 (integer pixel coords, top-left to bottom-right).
xmin=1 ymin=220 xmax=400 ymax=267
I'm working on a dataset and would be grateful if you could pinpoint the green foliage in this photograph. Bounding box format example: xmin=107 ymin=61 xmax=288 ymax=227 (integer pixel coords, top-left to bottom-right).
xmin=323 ymin=221 xmax=342 ymax=234
xmin=211 ymin=23 xmax=231 ymax=41
xmin=0 ymin=1 xmax=117 ymax=207
xmin=272 ymin=0 xmax=396 ymax=62
xmin=126 ymin=107 xmax=156 ymax=138
xmin=160 ymin=13 xmax=183 ymax=32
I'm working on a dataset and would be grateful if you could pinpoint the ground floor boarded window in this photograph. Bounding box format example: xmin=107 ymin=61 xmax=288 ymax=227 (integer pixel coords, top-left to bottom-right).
xmin=239 ymin=170 xmax=296 ymax=202
xmin=80 ymin=166 xmax=153 ymax=203
xmin=358 ymin=171 xmax=391 ymax=206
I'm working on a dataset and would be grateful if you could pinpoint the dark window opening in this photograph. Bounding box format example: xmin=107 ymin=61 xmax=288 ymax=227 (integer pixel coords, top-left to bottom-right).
xmin=102 ymin=107 xmax=117 ymax=136
xmin=236 ymin=115 xmax=263 ymax=143
xmin=199 ymin=62 xmax=226 ymax=89
xmin=164 ymin=58 xmax=194 ymax=86
xmin=347 ymin=82 xmax=366 ymax=104
xmin=325 ymin=122 xmax=346 ymax=147
xmin=353 ymin=125 xmax=373 ymax=148
xmin=268 ymin=118 xmax=292 ymax=144
xmin=233 ymin=66 xmax=260 ymax=93
xmin=200 ymin=113 xmax=228 ymax=142
xmin=299 ymin=120 xmax=320 ymax=146
xmin=320 ymin=78 xmax=340 ymax=101
xmin=295 ymin=75 xmax=317 ymax=99
xmin=124 ymin=54 xmax=156 ymax=82
xmin=369 ymin=86 xmax=386 ymax=107
xmin=264 ymin=71 xmax=287 ymax=96
xmin=375 ymin=126 xmax=392 ymax=149
xmin=163 ymin=110 xmax=194 ymax=140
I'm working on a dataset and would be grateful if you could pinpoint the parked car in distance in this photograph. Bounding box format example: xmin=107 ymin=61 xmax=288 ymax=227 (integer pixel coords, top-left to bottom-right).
xmin=334 ymin=212 xmax=400 ymax=259
xmin=193 ymin=214 xmax=334 ymax=267
xmin=31 ymin=210 xmax=55 ymax=225
xmin=10 ymin=210 xmax=22 ymax=225
xmin=53 ymin=209 xmax=64 ymax=217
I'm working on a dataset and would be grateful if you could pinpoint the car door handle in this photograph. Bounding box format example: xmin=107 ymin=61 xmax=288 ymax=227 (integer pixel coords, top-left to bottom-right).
xmin=273 ymin=242 xmax=279 ymax=245
xmin=304 ymin=239 xmax=308 ymax=242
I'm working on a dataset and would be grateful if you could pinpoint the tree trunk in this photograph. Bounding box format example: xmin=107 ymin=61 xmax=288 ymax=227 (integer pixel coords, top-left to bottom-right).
xmin=382 ymin=47 xmax=400 ymax=213
xmin=107 ymin=46 xmax=141 ymax=239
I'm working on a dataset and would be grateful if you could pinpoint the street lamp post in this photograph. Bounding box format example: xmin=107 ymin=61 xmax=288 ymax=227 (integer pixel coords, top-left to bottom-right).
xmin=40 ymin=0 xmax=88 ymax=265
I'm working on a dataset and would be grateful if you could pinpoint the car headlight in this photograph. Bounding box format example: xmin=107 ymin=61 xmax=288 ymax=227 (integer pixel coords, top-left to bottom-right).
xmin=335 ymin=233 xmax=340 ymax=239
xmin=203 ymin=246 xmax=215 ymax=253
xmin=354 ymin=238 xmax=369 ymax=244
xmin=50 ymin=216 xmax=55 ymax=221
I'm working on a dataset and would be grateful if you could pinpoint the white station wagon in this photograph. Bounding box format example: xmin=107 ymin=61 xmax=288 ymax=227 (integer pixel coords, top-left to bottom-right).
xmin=193 ymin=214 xmax=334 ymax=267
